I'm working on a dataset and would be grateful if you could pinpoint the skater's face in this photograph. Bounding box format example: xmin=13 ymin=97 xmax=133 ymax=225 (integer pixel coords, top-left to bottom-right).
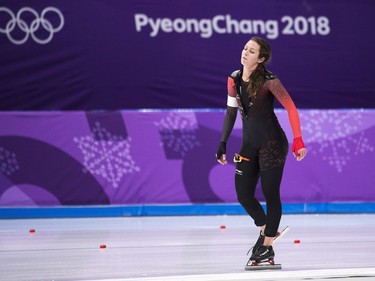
xmin=241 ymin=40 xmax=265 ymax=69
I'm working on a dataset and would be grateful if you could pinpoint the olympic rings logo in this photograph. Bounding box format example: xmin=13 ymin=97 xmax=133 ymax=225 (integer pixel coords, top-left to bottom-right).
xmin=0 ymin=7 xmax=64 ymax=45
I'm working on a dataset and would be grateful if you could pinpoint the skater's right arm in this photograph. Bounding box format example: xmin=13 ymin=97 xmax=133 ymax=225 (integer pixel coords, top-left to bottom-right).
xmin=216 ymin=77 xmax=238 ymax=165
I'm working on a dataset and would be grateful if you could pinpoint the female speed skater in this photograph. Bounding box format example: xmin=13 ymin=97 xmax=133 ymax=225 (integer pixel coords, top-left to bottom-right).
xmin=216 ymin=36 xmax=307 ymax=267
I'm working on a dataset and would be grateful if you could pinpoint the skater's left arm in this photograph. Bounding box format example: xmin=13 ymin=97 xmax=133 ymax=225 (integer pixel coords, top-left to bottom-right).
xmin=266 ymin=79 xmax=307 ymax=161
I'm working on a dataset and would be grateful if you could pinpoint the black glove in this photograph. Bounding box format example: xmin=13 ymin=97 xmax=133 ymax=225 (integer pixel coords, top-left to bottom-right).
xmin=216 ymin=141 xmax=226 ymax=159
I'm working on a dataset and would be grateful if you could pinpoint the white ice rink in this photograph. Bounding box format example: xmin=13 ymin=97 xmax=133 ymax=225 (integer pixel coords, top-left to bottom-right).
xmin=1 ymin=214 xmax=375 ymax=281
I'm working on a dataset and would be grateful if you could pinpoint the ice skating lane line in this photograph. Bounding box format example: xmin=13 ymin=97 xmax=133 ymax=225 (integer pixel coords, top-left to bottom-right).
xmin=102 ymin=267 xmax=375 ymax=281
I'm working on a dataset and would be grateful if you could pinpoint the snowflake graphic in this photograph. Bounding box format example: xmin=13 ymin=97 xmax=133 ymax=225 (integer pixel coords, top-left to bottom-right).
xmin=300 ymin=110 xmax=374 ymax=172
xmin=154 ymin=112 xmax=200 ymax=158
xmin=0 ymin=146 xmax=19 ymax=176
xmin=74 ymin=122 xmax=140 ymax=188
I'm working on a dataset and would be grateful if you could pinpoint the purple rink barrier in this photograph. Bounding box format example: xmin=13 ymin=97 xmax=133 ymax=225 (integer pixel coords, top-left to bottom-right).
xmin=0 ymin=0 xmax=374 ymax=110
xmin=0 ymin=109 xmax=374 ymax=217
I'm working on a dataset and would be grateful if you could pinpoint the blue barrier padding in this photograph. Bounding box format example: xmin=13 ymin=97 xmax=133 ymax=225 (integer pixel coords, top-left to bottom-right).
xmin=0 ymin=202 xmax=375 ymax=219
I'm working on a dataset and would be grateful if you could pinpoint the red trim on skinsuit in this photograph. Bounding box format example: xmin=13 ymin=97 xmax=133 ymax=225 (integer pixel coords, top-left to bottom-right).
xmin=227 ymin=77 xmax=236 ymax=97
xmin=265 ymin=79 xmax=302 ymax=138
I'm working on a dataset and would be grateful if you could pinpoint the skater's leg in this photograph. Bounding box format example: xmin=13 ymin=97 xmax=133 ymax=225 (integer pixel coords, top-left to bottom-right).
xmin=235 ymin=159 xmax=266 ymax=227
xmin=259 ymin=163 xmax=285 ymax=244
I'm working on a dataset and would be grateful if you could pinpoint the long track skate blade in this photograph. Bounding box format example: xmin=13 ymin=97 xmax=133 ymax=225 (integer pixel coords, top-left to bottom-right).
xmin=274 ymin=226 xmax=289 ymax=243
xmin=245 ymin=263 xmax=281 ymax=271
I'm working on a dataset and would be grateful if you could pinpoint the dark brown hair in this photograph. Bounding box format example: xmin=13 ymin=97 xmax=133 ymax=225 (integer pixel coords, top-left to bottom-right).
xmin=246 ymin=36 xmax=272 ymax=97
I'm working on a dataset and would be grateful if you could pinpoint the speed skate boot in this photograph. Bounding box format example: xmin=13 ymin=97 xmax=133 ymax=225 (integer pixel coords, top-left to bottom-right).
xmin=245 ymin=227 xmax=289 ymax=270
xmin=251 ymin=245 xmax=275 ymax=263
xmin=248 ymin=229 xmax=282 ymax=256
xmin=246 ymin=245 xmax=281 ymax=270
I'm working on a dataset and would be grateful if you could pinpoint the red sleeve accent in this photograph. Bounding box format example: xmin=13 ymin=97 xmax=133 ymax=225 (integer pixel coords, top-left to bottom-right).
xmin=265 ymin=79 xmax=302 ymax=138
xmin=227 ymin=77 xmax=236 ymax=97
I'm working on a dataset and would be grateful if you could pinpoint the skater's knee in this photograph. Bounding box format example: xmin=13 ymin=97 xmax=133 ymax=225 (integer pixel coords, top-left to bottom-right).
xmin=235 ymin=182 xmax=258 ymax=207
xmin=236 ymin=194 xmax=247 ymax=207
xmin=237 ymin=195 xmax=257 ymax=209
